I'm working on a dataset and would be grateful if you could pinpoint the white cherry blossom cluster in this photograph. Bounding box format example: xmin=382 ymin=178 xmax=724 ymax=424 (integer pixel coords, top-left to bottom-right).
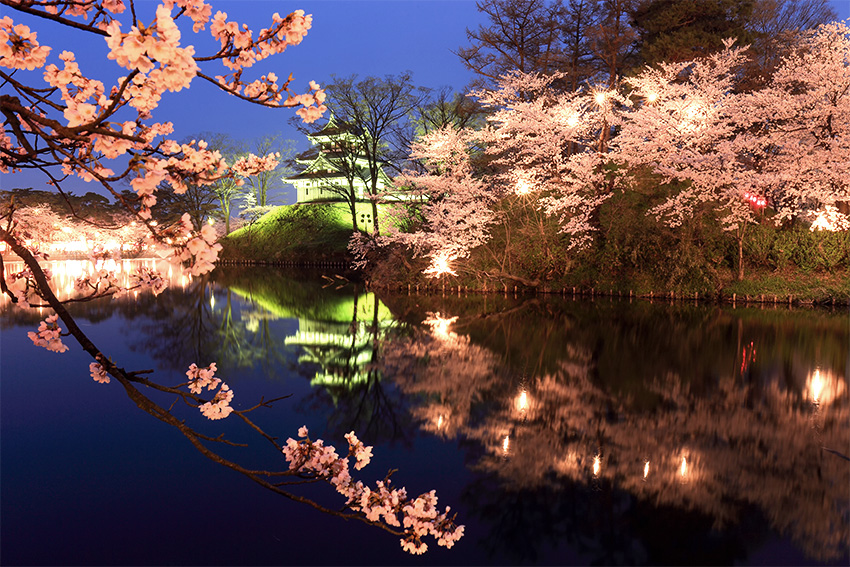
xmin=170 ymin=213 xmax=223 ymax=275
xmin=5 ymin=267 xmax=44 ymax=308
xmin=282 ymin=427 xmax=464 ymax=554
xmin=28 ymin=314 xmax=70 ymax=353
xmin=89 ymin=361 xmax=110 ymax=384
xmin=185 ymin=362 xmax=233 ymax=420
xmin=0 ymin=17 xmax=51 ymax=70
xmin=162 ymin=0 xmax=211 ymax=33
xmin=128 ymin=266 xmax=168 ymax=296
xmin=73 ymin=268 xmax=122 ymax=296
xmin=232 ymin=152 xmax=280 ymax=177
xmin=199 ymin=383 xmax=233 ymax=420
xmin=185 ymin=361 xmax=221 ymax=393
xmin=43 ymin=50 xmax=107 ymax=128
xmin=105 ymin=5 xmax=199 ymax=91
xmin=293 ymin=81 xmax=328 ymax=123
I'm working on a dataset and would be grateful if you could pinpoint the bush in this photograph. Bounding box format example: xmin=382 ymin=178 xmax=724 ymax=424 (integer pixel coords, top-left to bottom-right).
xmin=813 ymin=230 xmax=849 ymax=270
xmin=769 ymin=229 xmax=798 ymax=270
xmin=743 ymin=224 xmax=774 ymax=268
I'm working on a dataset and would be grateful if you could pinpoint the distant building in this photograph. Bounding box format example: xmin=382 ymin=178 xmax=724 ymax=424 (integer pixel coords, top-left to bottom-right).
xmin=284 ymin=114 xmax=410 ymax=232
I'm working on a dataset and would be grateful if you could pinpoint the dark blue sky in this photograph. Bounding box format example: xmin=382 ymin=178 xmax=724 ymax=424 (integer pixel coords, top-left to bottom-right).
xmin=3 ymin=0 xmax=850 ymax=204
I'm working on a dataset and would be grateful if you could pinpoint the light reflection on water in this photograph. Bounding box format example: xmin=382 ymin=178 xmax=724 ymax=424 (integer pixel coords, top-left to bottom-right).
xmin=1 ymin=260 xmax=848 ymax=565
xmin=0 ymin=258 xmax=191 ymax=306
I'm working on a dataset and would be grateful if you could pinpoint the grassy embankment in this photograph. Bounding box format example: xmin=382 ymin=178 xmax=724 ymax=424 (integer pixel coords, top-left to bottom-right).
xmin=219 ymin=202 xmax=357 ymax=266
xmin=220 ymin=201 xmax=850 ymax=304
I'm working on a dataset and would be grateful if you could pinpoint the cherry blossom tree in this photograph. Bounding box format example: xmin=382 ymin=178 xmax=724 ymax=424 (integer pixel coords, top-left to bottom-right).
xmin=376 ymin=71 xmax=626 ymax=281
xmin=616 ymin=23 xmax=849 ymax=279
xmin=614 ymin=39 xmax=758 ymax=279
xmin=741 ymin=21 xmax=850 ymax=229
xmin=0 ymin=0 xmax=462 ymax=553
xmin=382 ymin=126 xmax=497 ymax=278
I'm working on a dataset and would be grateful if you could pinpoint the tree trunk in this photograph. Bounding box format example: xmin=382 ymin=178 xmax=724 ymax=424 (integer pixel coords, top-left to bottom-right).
xmin=370 ymin=198 xmax=380 ymax=236
xmin=349 ymin=201 xmax=359 ymax=233
xmin=737 ymin=226 xmax=745 ymax=281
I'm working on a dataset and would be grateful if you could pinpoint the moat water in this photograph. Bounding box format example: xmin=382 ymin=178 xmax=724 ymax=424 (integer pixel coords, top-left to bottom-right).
xmin=1 ymin=260 xmax=848 ymax=565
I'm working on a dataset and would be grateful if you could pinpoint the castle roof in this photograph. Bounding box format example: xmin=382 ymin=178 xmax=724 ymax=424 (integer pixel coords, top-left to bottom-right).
xmin=308 ymin=113 xmax=363 ymax=141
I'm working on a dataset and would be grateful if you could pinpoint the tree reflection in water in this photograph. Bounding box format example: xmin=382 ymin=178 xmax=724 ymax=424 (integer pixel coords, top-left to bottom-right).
xmin=379 ymin=295 xmax=849 ymax=563
xmin=193 ymin=268 xmax=849 ymax=563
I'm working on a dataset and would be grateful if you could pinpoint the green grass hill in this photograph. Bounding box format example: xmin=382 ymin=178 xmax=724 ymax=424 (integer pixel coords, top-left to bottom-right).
xmin=219 ymin=203 xmax=356 ymax=265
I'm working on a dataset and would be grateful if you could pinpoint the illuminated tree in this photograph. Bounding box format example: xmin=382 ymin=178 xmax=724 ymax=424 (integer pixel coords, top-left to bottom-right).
xmin=614 ymin=40 xmax=758 ymax=279
xmin=617 ymin=23 xmax=850 ymax=279
xmin=0 ymin=0 xmax=462 ymax=554
xmin=741 ymin=21 xmax=850 ymax=228
xmin=382 ymin=71 xmax=625 ymax=280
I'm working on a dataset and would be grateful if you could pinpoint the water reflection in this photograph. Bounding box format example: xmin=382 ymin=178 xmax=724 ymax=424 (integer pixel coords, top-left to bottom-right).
xmin=3 ymin=261 xmax=847 ymax=564
xmin=806 ymin=367 xmax=846 ymax=406
xmin=378 ymin=294 xmax=849 ymax=562
xmin=0 ymin=258 xmax=190 ymax=306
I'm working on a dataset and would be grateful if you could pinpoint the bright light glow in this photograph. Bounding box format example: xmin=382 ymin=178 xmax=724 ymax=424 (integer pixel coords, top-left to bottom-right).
xmin=810 ymin=206 xmax=850 ymax=232
xmin=424 ymin=312 xmax=458 ymax=341
xmin=811 ymin=215 xmax=835 ymax=231
xmin=644 ymin=460 xmax=650 ymax=479
xmin=502 ymin=435 xmax=510 ymax=454
xmin=811 ymin=369 xmax=823 ymax=401
xmin=423 ymin=251 xmax=458 ymax=278
xmin=805 ymin=368 xmax=846 ymax=405
xmin=515 ymin=178 xmax=532 ymax=195
xmin=594 ymin=91 xmax=607 ymax=106
xmin=207 ymin=218 xmax=215 ymax=225
xmin=566 ymin=113 xmax=580 ymax=127
xmin=593 ymin=454 xmax=601 ymax=476
xmin=743 ymin=192 xmax=767 ymax=208
xmin=646 ymin=92 xmax=658 ymax=103
xmin=680 ymin=456 xmax=688 ymax=479
xmin=680 ymin=101 xmax=709 ymax=131
xmin=436 ymin=415 xmax=444 ymax=429
xmin=517 ymin=390 xmax=528 ymax=412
